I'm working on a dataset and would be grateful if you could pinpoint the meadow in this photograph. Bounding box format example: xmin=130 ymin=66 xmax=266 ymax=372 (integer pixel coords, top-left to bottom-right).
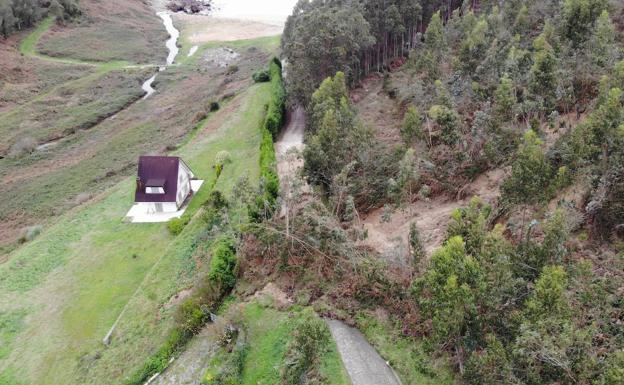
xmin=0 ymin=3 xmax=281 ymax=382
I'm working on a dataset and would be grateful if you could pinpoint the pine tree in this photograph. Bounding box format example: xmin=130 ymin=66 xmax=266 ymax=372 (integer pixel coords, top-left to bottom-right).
xmin=529 ymin=32 xmax=557 ymax=112
xmin=591 ymin=10 xmax=617 ymax=67
xmin=401 ymin=106 xmax=423 ymax=145
xmin=409 ymin=222 xmax=425 ymax=267
xmin=494 ymin=74 xmax=516 ymax=122
xmin=502 ymin=130 xmax=553 ymax=205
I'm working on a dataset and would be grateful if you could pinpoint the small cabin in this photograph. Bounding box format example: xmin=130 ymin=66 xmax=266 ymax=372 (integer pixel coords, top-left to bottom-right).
xmin=134 ymin=156 xmax=195 ymax=214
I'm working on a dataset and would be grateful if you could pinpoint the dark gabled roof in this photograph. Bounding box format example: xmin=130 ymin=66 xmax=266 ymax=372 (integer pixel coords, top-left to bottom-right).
xmin=135 ymin=156 xmax=180 ymax=203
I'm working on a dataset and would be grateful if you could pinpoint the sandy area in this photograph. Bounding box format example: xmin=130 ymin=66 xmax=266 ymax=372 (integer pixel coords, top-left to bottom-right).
xmin=174 ymin=14 xmax=283 ymax=43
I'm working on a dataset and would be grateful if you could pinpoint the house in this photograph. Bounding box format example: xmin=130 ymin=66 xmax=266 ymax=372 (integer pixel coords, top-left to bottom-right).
xmin=134 ymin=156 xmax=196 ymax=214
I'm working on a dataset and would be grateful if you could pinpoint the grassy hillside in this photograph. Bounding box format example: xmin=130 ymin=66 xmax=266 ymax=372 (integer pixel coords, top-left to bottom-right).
xmin=0 ymin=18 xmax=276 ymax=253
xmin=0 ymin=80 xmax=270 ymax=385
xmin=37 ymin=0 xmax=168 ymax=64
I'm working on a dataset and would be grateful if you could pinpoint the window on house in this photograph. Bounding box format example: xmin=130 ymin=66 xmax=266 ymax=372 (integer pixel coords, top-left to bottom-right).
xmin=146 ymin=187 xmax=165 ymax=194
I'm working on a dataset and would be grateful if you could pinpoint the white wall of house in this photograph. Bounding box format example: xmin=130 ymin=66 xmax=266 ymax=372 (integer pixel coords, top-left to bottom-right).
xmin=176 ymin=161 xmax=194 ymax=208
xmin=136 ymin=202 xmax=179 ymax=214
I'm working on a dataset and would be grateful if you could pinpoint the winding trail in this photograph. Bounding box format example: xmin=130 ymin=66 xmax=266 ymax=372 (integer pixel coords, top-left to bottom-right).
xmin=326 ymin=320 xmax=403 ymax=385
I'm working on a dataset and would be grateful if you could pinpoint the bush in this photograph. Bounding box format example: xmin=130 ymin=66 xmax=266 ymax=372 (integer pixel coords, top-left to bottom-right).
xmin=167 ymin=217 xmax=186 ymax=235
xmin=209 ymin=101 xmax=220 ymax=112
xmin=208 ymin=237 xmax=238 ymax=290
xmin=248 ymin=58 xmax=283 ymax=222
xmin=249 ymin=129 xmax=279 ymax=222
xmin=280 ymin=310 xmax=331 ymax=384
xmin=18 ymin=225 xmax=42 ymax=244
xmin=252 ymin=69 xmax=270 ymax=83
xmin=263 ymin=59 xmax=286 ymax=139
xmin=8 ymin=137 xmax=37 ymax=158
xmin=225 ymin=65 xmax=239 ymax=75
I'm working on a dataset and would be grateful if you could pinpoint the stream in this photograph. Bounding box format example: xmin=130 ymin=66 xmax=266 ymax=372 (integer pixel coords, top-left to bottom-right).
xmin=142 ymin=12 xmax=180 ymax=99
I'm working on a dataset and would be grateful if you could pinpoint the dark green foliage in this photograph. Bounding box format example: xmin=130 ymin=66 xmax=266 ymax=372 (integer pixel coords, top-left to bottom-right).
xmin=248 ymin=58 xmax=284 ymax=222
xmin=446 ymin=197 xmax=491 ymax=256
xmin=167 ymin=217 xmax=187 ymax=236
xmin=413 ymin=236 xmax=483 ymax=352
xmin=208 ymin=237 xmax=238 ymax=291
xmin=529 ymin=32 xmax=558 ymax=112
xmin=264 ymin=59 xmax=286 ymax=140
xmin=464 ymin=334 xmax=516 ymax=385
xmin=252 ymin=69 xmax=270 ymax=83
xmin=562 ymin=0 xmax=608 ymax=48
xmin=0 ymin=0 xmax=80 ymax=37
xmin=408 ymin=222 xmax=425 ymax=266
xmin=280 ymin=310 xmax=332 ymax=385
xmin=401 ymin=106 xmax=424 ymax=145
xmin=209 ymin=101 xmax=220 ymax=112
xmin=304 ymin=72 xmax=399 ymax=208
xmin=282 ymin=1 xmax=374 ymax=104
xmin=502 ymin=130 xmax=553 ymax=206
xmin=494 ymin=75 xmax=516 ymax=122
xmin=427 ymin=104 xmax=460 ymax=146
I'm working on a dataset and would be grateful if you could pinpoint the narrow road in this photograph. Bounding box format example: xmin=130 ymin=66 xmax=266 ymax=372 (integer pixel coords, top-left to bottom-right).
xmin=275 ymin=106 xmax=308 ymax=216
xmin=326 ymin=320 xmax=403 ymax=385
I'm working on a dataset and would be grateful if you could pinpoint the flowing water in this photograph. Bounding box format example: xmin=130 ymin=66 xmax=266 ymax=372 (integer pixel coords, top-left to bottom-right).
xmin=141 ymin=12 xmax=180 ymax=99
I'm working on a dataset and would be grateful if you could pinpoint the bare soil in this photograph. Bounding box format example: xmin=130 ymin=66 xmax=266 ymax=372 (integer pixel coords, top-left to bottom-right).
xmin=359 ymin=168 xmax=507 ymax=261
xmin=175 ymin=14 xmax=282 ymax=43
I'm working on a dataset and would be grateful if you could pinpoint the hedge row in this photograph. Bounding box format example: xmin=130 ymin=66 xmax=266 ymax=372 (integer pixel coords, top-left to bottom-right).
xmin=122 ymin=237 xmax=238 ymax=385
xmin=264 ymin=58 xmax=286 ymax=140
xmin=249 ymin=58 xmax=285 ymax=222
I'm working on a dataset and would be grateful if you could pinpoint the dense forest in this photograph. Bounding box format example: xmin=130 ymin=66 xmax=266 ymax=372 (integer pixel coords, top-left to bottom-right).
xmin=256 ymin=0 xmax=624 ymax=383
xmin=0 ymin=0 xmax=80 ymax=37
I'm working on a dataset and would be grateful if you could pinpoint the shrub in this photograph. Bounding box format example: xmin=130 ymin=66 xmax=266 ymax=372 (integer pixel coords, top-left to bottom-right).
xmin=248 ymin=59 xmax=283 ymax=221
xmin=8 ymin=137 xmax=37 ymax=158
xmin=167 ymin=217 xmax=186 ymax=235
xmin=409 ymin=222 xmax=425 ymax=266
xmin=225 ymin=65 xmax=239 ymax=75
xmin=208 ymin=237 xmax=238 ymax=290
xmin=252 ymin=69 xmax=270 ymax=83
xmin=501 ymin=130 xmax=553 ymax=206
xmin=263 ymin=59 xmax=286 ymax=139
xmin=18 ymin=225 xmax=42 ymax=244
xmin=209 ymin=101 xmax=220 ymax=112
xmin=280 ymin=310 xmax=331 ymax=384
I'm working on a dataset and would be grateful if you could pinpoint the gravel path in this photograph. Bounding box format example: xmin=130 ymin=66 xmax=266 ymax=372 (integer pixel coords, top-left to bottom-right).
xmin=326 ymin=319 xmax=402 ymax=385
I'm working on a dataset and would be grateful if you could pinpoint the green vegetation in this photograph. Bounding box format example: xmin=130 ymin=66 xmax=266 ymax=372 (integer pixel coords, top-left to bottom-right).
xmin=249 ymin=58 xmax=284 ymax=222
xmin=277 ymin=1 xmax=624 ymax=385
xmin=202 ymin=303 xmax=348 ymax=385
xmin=264 ymin=58 xmax=286 ymax=140
xmin=1 ymin=0 xmax=79 ymax=38
xmin=124 ymin=236 xmax=238 ymax=385
xmin=357 ymin=312 xmax=455 ymax=385
xmin=0 ymin=80 xmax=271 ymax=384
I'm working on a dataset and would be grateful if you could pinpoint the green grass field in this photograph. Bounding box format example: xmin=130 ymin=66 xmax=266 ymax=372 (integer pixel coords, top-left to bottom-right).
xmin=0 ymin=81 xmax=271 ymax=385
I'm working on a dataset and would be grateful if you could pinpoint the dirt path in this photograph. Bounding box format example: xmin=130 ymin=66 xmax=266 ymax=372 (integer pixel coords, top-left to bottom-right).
xmin=360 ymin=168 xmax=507 ymax=261
xmin=151 ymin=326 xmax=218 ymax=385
xmin=326 ymin=320 xmax=402 ymax=385
xmin=275 ymin=107 xmax=310 ymax=216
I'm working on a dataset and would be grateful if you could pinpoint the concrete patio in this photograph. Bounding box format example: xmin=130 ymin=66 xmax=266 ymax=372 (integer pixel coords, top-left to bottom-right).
xmin=125 ymin=180 xmax=204 ymax=223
